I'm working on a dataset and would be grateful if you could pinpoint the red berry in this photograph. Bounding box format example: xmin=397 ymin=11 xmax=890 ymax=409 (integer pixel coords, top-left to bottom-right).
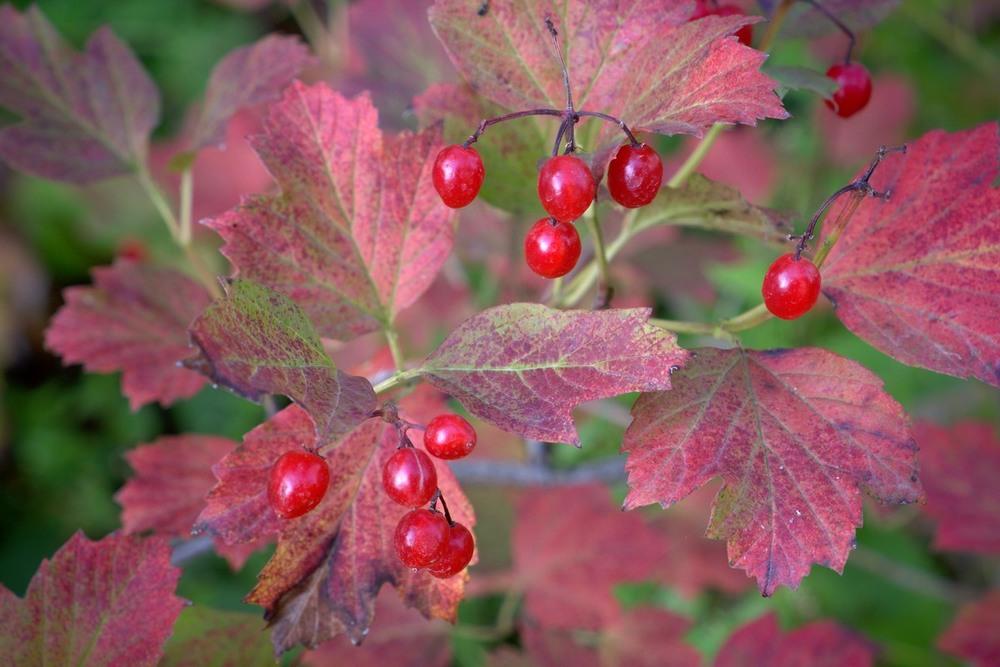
xmin=433 ymin=145 xmax=485 ymax=208
xmin=824 ymin=62 xmax=872 ymax=118
xmin=382 ymin=447 xmax=438 ymax=507
xmin=537 ymin=155 xmax=596 ymax=222
xmin=761 ymin=253 xmax=822 ymax=320
xmin=607 ymin=143 xmax=663 ymax=208
xmin=690 ymin=2 xmax=754 ymax=46
xmin=394 ymin=509 xmax=450 ymax=569
xmin=524 ymin=217 xmax=581 ymax=279
xmin=424 ymin=414 xmax=477 ymax=460
xmin=427 ymin=522 xmax=475 ymax=579
xmin=268 ymin=450 xmax=330 ymax=519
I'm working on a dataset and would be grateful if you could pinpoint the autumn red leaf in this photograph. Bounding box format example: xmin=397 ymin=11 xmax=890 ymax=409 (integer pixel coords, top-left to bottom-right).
xmin=302 ymin=588 xmax=452 ymax=667
xmin=511 ymin=484 xmax=668 ymax=631
xmin=186 ymin=278 xmax=377 ymax=447
xmin=196 ymin=393 xmax=474 ymax=654
xmin=714 ymin=612 xmax=877 ymax=667
xmin=45 ymin=258 xmax=211 ymax=410
xmin=0 ymin=532 xmax=186 ymax=666
xmin=938 ymin=590 xmax=1000 ymax=667
xmin=184 ymin=34 xmax=315 ymax=152
xmin=160 ymin=606 xmax=273 ymax=667
xmin=204 ymin=82 xmax=456 ymax=340
xmin=912 ymin=420 xmax=1000 ymax=555
xmin=622 ymin=346 xmax=922 ymax=595
xmin=520 ymin=605 xmax=699 ymax=667
xmin=822 ymin=123 xmax=1000 ymax=389
xmin=428 ymin=0 xmax=786 ymax=147
xmin=0 ymin=5 xmax=159 ymax=183
xmin=419 ymin=304 xmax=688 ymax=445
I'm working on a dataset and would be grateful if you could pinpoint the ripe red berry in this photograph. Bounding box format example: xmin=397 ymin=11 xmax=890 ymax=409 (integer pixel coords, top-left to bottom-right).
xmin=424 ymin=414 xmax=477 ymax=460
xmin=824 ymin=62 xmax=872 ymax=118
xmin=690 ymin=2 xmax=754 ymax=46
xmin=524 ymin=217 xmax=582 ymax=279
xmin=394 ymin=509 xmax=450 ymax=569
xmin=537 ymin=154 xmax=596 ymax=222
xmin=433 ymin=145 xmax=485 ymax=208
xmin=607 ymin=143 xmax=663 ymax=208
xmin=382 ymin=446 xmax=438 ymax=507
xmin=761 ymin=253 xmax=822 ymax=320
xmin=268 ymin=450 xmax=330 ymax=519
xmin=427 ymin=521 xmax=475 ymax=579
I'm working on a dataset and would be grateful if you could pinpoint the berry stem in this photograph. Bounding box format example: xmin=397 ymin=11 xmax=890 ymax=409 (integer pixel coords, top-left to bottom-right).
xmin=462 ymin=108 xmax=566 ymax=149
xmin=801 ymin=0 xmax=857 ymax=64
xmin=577 ymin=110 xmax=641 ymax=147
xmin=430 ymin=489 xmax=455 ymax=525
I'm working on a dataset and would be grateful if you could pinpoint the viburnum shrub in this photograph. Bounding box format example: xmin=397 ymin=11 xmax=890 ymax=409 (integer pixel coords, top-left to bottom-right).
xmin=1 ymin=1 xmax=998 ymax=665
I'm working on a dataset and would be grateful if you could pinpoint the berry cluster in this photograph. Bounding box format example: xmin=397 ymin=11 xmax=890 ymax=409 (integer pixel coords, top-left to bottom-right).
xmin=384 ymin=414 xmax=478 ymax=578
xmin=431 ymin=19 xmax=663 ymax=280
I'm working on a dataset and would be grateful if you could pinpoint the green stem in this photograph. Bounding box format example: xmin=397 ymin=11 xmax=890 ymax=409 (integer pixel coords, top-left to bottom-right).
xmin=585 ymin=210 xmax=612 ymax=307
xmin=179 ymin=165 xmax=194 ymax=247
xmin=557 ymin=216 xmax=633 ymax=308
xmin=384 ymin=326 xmax=406 ymax=375
xmin=651 ymin=302 xmax=773 ymax=340
xmin=667 ymin=123 xmax=725 ymax=189
xmin=136 ymin=166 xmax=180 ymax=242
xmin=372 ymin=367 xmax=422 ymax=395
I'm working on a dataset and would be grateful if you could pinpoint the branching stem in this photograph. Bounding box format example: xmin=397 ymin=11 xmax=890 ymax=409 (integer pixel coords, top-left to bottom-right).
xmin=801 ymin=0 xmax=857 ymax=64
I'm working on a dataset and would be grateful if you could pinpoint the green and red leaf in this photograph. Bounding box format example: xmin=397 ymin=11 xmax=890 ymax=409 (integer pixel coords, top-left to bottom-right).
xmin=419 ymin=304 xmax=689 ymax=445
xmin=0 ymin=532 xmax=185 ymax=666
xmin=160 ymin=607 xmax=273 ymax=667
xmin=714 ymin=612 xmax=878 ymax=667
xmin=622 ymin=346 xmax=921 ymax=595
xmin=938 ymin=591 xmax=1000 ymax=667
xmin=823 ymin=123 xmax=1000 ymax=389
xmin=204 ymin=82 xmax=456 ymax=340
xmin=45 ymin=259 xmax=211 ymax=410
xmin=0 ymin=5 xmax=159 ymax=183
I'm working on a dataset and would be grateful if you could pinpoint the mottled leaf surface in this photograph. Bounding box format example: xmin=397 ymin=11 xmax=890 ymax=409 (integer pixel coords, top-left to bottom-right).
xmin=913 ymin=420 xmax=1000 ymax=555
xmin=186 ymin=34 xmax=315 ymax=151
xmin=205 ymin=82 xmax=455 ymax=340
xmin=419 ymin=304 xmax=689 ymax=445
xmin=823 ymin=123 xmax=1000 ymax=388
xmin=197 ymin=392 xmax=474 ymax=654
xmin=429 ymin=0 xmax=786 ymax=147
xmin=938 ymin=591 xmax=1000 ymax=667
xmin=714 ymin=613 xmax=877 ymax=667
xmin=0 ymin=5 xmax=159 ymax=182
xmin=160 ymin=607 xmax=273 ymax=667
xmin=186 ymin=278 xmax=377 ymax=446
xmin=622 ymin=347 xmax=921 ymax=595
xmin=45 ymin=259 xmax=210 ymax=410
xmin=0 ymin=532 xmax=185 ymax=666
xmin=512 ymin=484 xmax=668 ymax=630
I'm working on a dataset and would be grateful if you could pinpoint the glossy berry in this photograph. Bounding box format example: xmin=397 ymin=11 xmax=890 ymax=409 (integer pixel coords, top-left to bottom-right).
xmin=428 ymin=522 xmax=475 ymax=579
xmin=268 ymin=450 xmax=330 ymax=519
xmin=690 ymin=2 xmax=754 ymax=47
xmin=524 ymin=217 xmax=582 ymax=279
xmin=607 ymin=143 xmax=663 ymax=208
xmin=382 ymin=447 xmax=438 ymax=507
xmin=394 ymin=509 xmax=450 ymax=569
xmin=424 ymin=414 xmax=477 ymax=460
xmin=824 ymin=62 xmax=872 ymax=118
xmin=433 ymin=145 xmax=485 ymax=208
xmin=537 ymin=155 xmax=596 ymax=222
xmin=761 ymin=253 xmax=822 ymax=320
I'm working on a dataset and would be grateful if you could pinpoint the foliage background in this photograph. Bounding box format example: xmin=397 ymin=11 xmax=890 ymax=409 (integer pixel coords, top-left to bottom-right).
xmin=0 ymin=0 xmax=998 ymax=665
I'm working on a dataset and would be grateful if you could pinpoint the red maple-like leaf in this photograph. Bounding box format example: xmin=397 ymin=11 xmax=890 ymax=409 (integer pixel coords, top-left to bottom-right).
xmin=511 ymin=484 xmax=668 ymax=631
xmin=622 ymin=346 xmax=922 ymax=595
xmin=822 ymin=122 xmax=1000 ymax=389
xmin=160 ymin=607 xmax=273 ymax=667
xmin=519 ymin=605 xmax=699 ymax=667
xmin=419 ymin=304 xmax=689 ymax=445
xmin=0 ymin=532 xmax=186 ymax=666
xmin=184 ymin=34 xmax=315 ymax=152
xmin=0 ymin=5 xmax=159 ymax=183
xmin=45 ymin=258 xmax=211 ymax=410
xmin=204 ymin=82 xmax=456 ymax=341
xmin=196 ymin=392 xmax=475 ymax=654
xmin=938 ymin=590 xmax=1000 ymax=667
xmin=429 ymin=0 xmax=786 ymax=151
xmin=186 ymin=278 xmax=377 ymax=447
xmin=912 ymin=420 xmax=1000 ymax=555
xmin=714 ymin=612 xmax=878 ymax=666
